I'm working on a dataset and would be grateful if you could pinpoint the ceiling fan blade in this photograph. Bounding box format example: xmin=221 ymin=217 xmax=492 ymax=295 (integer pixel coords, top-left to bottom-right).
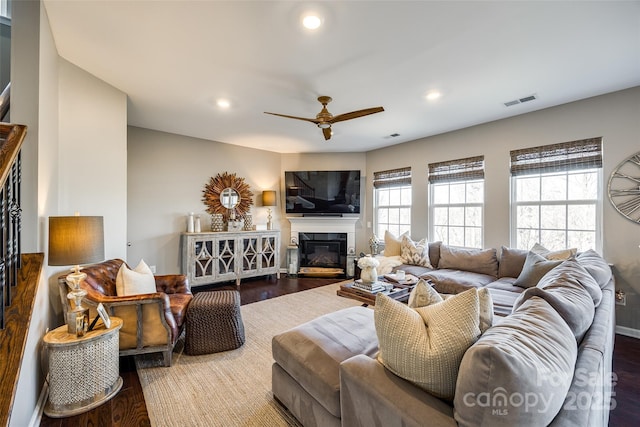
xmin=329 ymin=106 xmax=384 ymax=124
xmin=264 ymin=112 xmax=320 ymax=125
xmin=322 ymin=127 xmax=332 ymax=141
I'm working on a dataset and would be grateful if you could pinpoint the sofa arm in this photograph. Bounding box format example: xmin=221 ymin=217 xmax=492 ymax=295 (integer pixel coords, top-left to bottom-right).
xmin=154 ymin=274 xmax=191 ymax=295
xmin=340 ymin=355 xmax=457 ymax=427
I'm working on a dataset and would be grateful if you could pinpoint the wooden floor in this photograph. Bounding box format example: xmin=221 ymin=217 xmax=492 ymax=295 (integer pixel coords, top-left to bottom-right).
xmin=40 ymin=275 xmax=640 ymax=426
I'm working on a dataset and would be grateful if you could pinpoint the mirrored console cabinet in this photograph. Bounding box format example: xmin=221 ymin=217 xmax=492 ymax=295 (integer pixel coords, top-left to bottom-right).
xmin=181 ymin=231 xmax=280 ymax=287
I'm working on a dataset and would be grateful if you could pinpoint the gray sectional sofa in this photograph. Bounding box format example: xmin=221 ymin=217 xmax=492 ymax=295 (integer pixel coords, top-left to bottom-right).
xmin=271 ymin=244 xmax=615 ymax=427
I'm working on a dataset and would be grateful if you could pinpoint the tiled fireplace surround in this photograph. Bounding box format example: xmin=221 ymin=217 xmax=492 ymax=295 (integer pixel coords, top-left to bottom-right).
xmin=288 ymin=217 xmax=358 ymax=277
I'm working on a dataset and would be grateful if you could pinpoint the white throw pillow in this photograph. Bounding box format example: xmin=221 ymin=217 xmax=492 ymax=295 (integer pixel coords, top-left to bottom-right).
xmin=116 ymin=259 xmax=156 ymax=296
xmin=374 ymin=288 xmax=480 ymax=400
xmin=400 ymin=235 xmax=432 ymax=268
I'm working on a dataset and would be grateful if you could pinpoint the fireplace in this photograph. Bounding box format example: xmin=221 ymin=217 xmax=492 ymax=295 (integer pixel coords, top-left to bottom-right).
xmin=299 ymin=232 xmax=347 ymax=275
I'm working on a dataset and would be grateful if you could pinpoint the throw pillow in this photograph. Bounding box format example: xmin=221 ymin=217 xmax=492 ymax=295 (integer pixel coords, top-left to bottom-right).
xmin=116 ymin=259 xmax=156 ymax=296
xmin=407 ymin=279 xmax=442 ymax=308
xmin=438 ymin=245 xmax=499 ymax=277
xmin=375 ymin=289 xmax=480 ymax=400
xmin=531 ymin=243 xmax=577 ymax=260
xmin=383 ymin=230 xmax=409 ymax=257
xmin=408 ymin=280 xmax=494 ymax=334
xmin=454 ymin=296 xmax=578 ymax=427
xmin=400 ymin=235 xmax=432 ymax=268
xmin=497 ymin=246 xmax=528 ymax=278
xmin=513 ymin=251 xmax=562 ymax=289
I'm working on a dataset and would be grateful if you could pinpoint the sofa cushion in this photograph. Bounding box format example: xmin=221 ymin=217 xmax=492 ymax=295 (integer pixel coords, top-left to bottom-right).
xmin=497 ymin=246 xmax=528 ymax=278
xmin=272 ymin=306 xmax=378 ymax=417
xmin=429 ymin=240 xmax=442 ymax=269
xmin=513 ymin=251 xmax=562 ymax=288
xmin=531 ymin=242 xmax=577 ymax=260
xmin=454 ymin=296 xmax=578 ymax=427
xmin=576 ymin=249 xmax=612 ymax=289
xmin=401 ymin=235 xmax=432 ymax=268
xmin=420 ymin=269 xmax=496 ymax=295
xmin=438 ymin=245 xmax=498 ymax=277
xmin=375 ymin=289 xmax=480 ymax=400
xmin=487 ymin=288 xmax=522 ymax=317
xmin=116 ymin=259 xmax=156 ymax=296
xmin=513 ymin=261 xmax=601 ymax=342
xmin=485 ymin=277 xmax=523 ymax=293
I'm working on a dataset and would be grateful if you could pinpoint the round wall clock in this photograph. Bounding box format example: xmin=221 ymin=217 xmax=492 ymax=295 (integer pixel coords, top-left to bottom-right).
xmin=608 ymin=151 xmax=640 ymax=224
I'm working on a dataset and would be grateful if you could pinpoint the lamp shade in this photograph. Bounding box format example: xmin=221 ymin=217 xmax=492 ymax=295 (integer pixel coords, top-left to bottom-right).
xmin=48 ymin=216 xmax=105 ymax=266
xmin=262 ymin=190 xmax=277 ymax=207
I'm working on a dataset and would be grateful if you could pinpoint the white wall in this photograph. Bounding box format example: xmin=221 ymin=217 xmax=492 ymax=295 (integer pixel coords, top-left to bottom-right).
xmin=127 ymin=127 xmax=281 ymax=274
xmin=366 ymin=86 xmax=640 ymax=330
xmin=9 ymin=3 xmax=128 ymax=423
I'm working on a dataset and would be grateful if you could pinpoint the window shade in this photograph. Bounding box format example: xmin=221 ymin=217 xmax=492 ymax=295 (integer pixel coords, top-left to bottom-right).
xmin=373 ymin=167 xmax=411 ymax=188
xmin=510 ymin=137 xmax=602 ymax=176
xmin=428 ymin=156 xmax=484 ymax=184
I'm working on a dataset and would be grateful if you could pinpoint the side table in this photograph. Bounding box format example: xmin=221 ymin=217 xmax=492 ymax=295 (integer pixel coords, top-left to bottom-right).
xmin=43 ymin=317 xmax=123 ymax=418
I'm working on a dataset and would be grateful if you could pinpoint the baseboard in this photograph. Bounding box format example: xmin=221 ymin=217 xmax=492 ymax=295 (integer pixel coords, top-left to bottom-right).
xmin=28 ymin=380 xmax=48 ymax=427
xmin=615 ymin=325 xmax=640 ymax=339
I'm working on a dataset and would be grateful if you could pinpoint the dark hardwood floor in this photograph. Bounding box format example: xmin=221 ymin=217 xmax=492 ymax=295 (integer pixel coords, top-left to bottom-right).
xmin=40 ymin=276 xmax=640 ymax=426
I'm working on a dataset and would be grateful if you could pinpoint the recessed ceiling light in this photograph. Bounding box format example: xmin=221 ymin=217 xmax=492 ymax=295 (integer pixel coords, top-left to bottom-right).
xmin=426 ymin=91 xmax=442 ymax=101
xmin=302 ymin=14 xmax=322 ymax=30
xmin=216 ymin=99 xmax=231 ymax=109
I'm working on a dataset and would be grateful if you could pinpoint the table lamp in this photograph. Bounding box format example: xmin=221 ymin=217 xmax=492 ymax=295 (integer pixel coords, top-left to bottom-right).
xmin=48 ymin=216 xmax=104 ymax=336
xmin=262 ymin=190 xmax=277 ymax=230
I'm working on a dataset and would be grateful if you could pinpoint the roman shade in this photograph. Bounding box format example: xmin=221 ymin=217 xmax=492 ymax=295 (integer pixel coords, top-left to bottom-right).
xmin=510 ymin=137 xmax=603 ymax=176
xmin=373 ymin=167 xmax=411 ymax=188
xmin=428 ymin=156 xmax=484 ymax=183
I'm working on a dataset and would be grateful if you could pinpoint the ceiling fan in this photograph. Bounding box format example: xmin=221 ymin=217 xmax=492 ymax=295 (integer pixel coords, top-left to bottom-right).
xmin=264 ymin=96 xmax=384 ymax=141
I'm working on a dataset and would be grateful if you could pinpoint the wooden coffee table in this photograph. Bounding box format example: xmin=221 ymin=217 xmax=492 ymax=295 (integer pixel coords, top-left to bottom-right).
xmin=336 ymin=275 xmax=418 ymax=306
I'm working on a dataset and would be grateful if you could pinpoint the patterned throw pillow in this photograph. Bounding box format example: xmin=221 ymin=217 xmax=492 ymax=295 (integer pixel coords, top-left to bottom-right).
xmin=400 ymin=236 xmax=432 ymax=268
xmin=375 ymin=289 xmax=481 ymax=400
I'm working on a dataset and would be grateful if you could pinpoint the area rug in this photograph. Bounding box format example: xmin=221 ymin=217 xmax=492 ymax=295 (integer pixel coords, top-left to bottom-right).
xmin=135 ymin=282 xmax=362 ymax=426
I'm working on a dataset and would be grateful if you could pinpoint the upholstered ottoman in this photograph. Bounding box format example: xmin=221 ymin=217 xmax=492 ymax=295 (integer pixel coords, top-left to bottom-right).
xmin=185 ymin=290 xmax=245 ymax=355
xmin=271 ymin=306 xmax=378 ymax=427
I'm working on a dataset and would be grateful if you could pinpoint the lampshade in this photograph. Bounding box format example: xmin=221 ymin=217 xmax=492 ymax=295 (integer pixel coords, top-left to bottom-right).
xmin=48 ymin=216 xmax=105 ymax=266
xmin=262 ymin=190 xmax=277 ymax=207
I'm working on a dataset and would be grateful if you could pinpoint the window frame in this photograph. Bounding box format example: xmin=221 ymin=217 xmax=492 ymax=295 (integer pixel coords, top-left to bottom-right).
xmin=373 ymin=167 xmax=412 ymax=242
xmin=510 ymin=168 xmax=603 ymax=252
xmin=428 ymin=156 xmax=485 ymax=249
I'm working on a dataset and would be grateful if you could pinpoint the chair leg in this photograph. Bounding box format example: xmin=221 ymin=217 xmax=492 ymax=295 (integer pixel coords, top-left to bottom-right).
xmin=163 ymin=349 xmax=172 ymax=367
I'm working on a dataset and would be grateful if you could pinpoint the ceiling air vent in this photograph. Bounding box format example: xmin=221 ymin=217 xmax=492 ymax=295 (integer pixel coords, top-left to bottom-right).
xmin=384 ymin=133 xmax=401 ymax=139
xmin=504 ymin=94 xmax=538 ymax=107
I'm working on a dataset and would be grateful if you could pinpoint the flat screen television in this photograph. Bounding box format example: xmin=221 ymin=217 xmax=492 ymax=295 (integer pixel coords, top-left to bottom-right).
xmin=284 ymin=170 xmax=361 ymax=215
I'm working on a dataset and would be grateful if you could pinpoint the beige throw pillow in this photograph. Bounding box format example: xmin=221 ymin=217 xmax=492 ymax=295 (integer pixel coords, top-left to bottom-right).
xmin=116 ymin=259 xmax=157 ymax=296
xmin=400 ymin=236 xmax=432 ymax=268
xmin=408 ymin=280 xmax=494 ymax=334
xmin=531 ymin=243 xmax=577 ymax=260
xmin=383 ymin=230 xmax=409 ymax=257
xmin=375 ymin=289 xmax=480 ymax=400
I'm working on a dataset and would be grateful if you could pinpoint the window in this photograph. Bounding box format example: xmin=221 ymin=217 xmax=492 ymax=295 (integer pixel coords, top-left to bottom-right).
xmin=1 ymin=0 xmax=9 ymax=19
xmin=510 ymin=137 xmax=602 ymax=252
xmin=429 ymin=156 xmax=484 ymax=248
xmin=373 ymin=167 xmax=411 ymax=239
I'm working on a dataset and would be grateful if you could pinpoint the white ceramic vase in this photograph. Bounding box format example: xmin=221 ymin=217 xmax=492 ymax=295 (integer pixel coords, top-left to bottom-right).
xmin=361 ymin=266 xmax=378 ymax=284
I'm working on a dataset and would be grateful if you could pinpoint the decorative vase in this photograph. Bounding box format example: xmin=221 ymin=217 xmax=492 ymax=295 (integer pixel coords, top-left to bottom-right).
xmin=360 ymin=266 xmax=378 ymax=284
xmin=211 ymin=214 xmax=224 ymax=232
xmin=243 ymin=214 xmax=253 ymax=231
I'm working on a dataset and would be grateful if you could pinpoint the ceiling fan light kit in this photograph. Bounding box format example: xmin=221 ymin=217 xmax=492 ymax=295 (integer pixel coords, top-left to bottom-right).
xmin=264 ymin=96 xmax=384 ymax=141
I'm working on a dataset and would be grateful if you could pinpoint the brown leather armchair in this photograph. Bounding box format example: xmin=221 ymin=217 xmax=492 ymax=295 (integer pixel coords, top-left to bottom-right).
xmin=58 ymin=259 xmax=192 ymax=366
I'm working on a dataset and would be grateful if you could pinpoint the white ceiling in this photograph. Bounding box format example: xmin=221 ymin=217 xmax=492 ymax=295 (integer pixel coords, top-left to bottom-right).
xmin=43 ymin=1 xmax=640 ymax=154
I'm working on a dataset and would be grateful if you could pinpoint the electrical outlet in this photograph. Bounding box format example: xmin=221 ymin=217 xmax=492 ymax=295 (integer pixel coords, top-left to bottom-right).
xmin=615 ymin=290 xmax=626 ymax=306
xmin=149 ymin=265 xmax=157 ymax=274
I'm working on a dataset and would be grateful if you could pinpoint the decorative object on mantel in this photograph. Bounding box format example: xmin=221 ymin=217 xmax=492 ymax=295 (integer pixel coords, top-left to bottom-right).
xmin=194 ymin=215 xmax=201 ymax=233
xmin=203 ymin=172 xmax=254 ymax=223
xmin=357 ymin=255 xmax=380 ymax=284
xmin=608 ymin=151 xmax=640 ymax=224
xmin=187 ymin=212 xmax=195 ymax=233
xmin=211 ymin=213 xmax=224 ymax=232
xmin=262 ymin=190 xmax=277 ymax=230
